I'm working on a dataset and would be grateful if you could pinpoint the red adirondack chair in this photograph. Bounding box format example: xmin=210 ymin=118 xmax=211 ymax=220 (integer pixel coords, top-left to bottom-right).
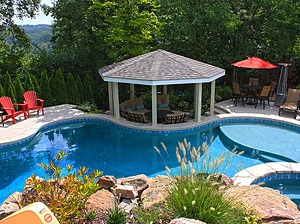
xmin=23 ymin=91 xmax=44 ymax=118
xmin=0 ymin=97 xmax=27 ymax=124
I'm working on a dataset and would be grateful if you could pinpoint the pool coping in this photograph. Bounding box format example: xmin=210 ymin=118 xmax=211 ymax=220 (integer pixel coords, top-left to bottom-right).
xmin=0 ymin=104 xmax=300 ymax=148
xmin=233 ymin=162 xmax=300 ymax=186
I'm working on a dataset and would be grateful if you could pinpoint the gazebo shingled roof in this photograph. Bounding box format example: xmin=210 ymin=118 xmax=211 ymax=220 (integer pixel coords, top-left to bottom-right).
xmin=99 ymin=49 xmax=225 ymax=85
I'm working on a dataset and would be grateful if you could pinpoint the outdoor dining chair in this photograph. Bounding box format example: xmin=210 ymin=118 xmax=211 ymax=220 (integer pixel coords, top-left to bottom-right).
xmin=232 ymin=82 xmax=246 ymax=107
xmin=254 ymin=86 xmax=271 ymax=110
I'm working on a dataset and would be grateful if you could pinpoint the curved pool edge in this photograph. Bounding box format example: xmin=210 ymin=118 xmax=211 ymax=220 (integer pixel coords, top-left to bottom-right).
xmin=233 ymin=162 xmax=300 ymax=186
xmin=0 ymin=104 xmax=300 ymax=148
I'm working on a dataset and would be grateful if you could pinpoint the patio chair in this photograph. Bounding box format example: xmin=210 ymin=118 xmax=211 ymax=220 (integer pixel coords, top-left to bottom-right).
xmin=127 ymin=110 xmax=148 ymax=123
xmin=23 ymin=91 xmax=44 ymax=118
xmin=165 ymin=113 xmax=186 ymax=124
xmin=157 ymin=95 xmax=170 ymax=110
xmin=0 ymin=97 xmax=27 ymax=124
xmin=278 ymin=88 xmax=300 ymax=116
xmin=254 ymin=86 xmax=271 ymax=110
xmin=232 ymin=82 xmax=245 ymax=107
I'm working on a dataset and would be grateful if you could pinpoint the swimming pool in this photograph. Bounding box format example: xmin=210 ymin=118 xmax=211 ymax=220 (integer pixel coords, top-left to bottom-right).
xmin=0 ymin=118 xmax=299 ymax=204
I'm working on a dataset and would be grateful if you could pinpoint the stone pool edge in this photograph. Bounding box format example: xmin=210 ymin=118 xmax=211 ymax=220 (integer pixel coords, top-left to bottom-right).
xmin=233 ymin=162 xmax=300 ymax=186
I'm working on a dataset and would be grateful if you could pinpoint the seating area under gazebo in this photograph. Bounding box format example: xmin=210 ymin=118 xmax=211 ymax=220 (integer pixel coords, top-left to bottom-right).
xmin=98 ymin=49 xmax=225 ymax=126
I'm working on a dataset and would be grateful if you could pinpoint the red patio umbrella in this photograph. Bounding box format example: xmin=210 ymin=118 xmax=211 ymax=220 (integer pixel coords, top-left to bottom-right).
xmin=232 ymin=57 xmax=278 ymax=83
xmin=232 ymin=57 xmax=278 ymax=69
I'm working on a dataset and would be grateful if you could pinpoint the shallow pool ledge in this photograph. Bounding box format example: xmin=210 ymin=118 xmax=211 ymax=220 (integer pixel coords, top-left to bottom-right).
xmin=0 ymin=104 xmax=300 ymax=147
xmin=233 ymin=162 xmax=300 ymax=186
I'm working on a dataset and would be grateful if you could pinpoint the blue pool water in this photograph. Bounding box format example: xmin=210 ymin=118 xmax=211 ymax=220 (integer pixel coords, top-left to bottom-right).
xmin=0 ymin=119 xmax=299 ymax=204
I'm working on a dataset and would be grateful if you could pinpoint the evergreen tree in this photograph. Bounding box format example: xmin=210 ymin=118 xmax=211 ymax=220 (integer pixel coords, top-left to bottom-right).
xmin=54 ymin=68 xmax=69 ymax=105
xmin=4 ymin=71 xmax=15 ymax=96
xmin=66 ymin=73 xmax=79 ymax=104
xmin=15 ymin=74 xmax=25 ymax=103
xmin=75 ymin=75 xmax=83 ymax=103
xmin=24 ymin=73 xmax=35 ymax=92
xmin=7 ymin=85 xmax=16 ymax=103
xmin=83 ymin=74 xmax=94 ymax=103
xmin=0 ymin=82 xmax=4 ymax=97
xmin=31 ymin=75 xmax=40 ymax=94
xmin=39 ymin=70 xmax=52 ymax=107
xmin=49 ymin=73 xmax=55 ymax=102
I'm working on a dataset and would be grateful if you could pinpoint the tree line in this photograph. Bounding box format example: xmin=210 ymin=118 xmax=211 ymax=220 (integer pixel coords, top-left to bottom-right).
xmin=0 ymin=0 xmax=299 ymax=109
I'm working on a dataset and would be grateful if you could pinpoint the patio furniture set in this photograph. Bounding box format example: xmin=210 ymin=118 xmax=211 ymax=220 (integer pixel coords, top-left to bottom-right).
xmin=119 ymin=95 xmax=187 ymax=124
xmin=0 ymin=91 xmax=44 ymax=126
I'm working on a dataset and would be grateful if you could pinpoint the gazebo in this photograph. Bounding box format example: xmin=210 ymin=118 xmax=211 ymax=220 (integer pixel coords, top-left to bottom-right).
xmin=99 ymin=49 xmax=225 ymax=125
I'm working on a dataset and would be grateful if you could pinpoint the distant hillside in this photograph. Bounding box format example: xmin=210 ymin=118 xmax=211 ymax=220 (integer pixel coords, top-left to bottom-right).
xmin=20 ymin=24 xmax=52 ymax=51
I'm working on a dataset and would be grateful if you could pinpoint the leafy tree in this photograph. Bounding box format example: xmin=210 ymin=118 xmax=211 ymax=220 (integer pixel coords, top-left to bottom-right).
xmin=49 ymin=73 xmax=56 ymax=103
xmin=4 ymin=71 xmax=15 ymax=96
xmin=24 ymin=72 xmax=35 ymax=92
xmin=39 ymin=70 xmax=52 ymax=107
xmin=75 ymin=75 xmax=83 ymax=103
xmin=66 ymin=73 xmax=79 ymax=104
xmin=15 ymin=74 xmax=25 ymax=103
xmin=54 ymin=69 xmax=69 ymax=104
xmin=83 ymin=74 xmax=94 ymax=103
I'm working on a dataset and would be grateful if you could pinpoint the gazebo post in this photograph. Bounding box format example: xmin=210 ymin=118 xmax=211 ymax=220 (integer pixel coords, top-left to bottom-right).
xmin=108 ymin=82 xmax=114 ymax=115
xmin=152 ymin=85 xmax=157 ymax=126
xmin=194 ymin=83 xmax=202 ymax=122
xmin=130 ymin=84 xmax=135 ymax=100
xmin=210 ymin=80 xmax=216 ymax=116
xmin=112 ymin=82 xmax=120 ymax=119
xmin=163 ymin=85 xmax=167 ymax=95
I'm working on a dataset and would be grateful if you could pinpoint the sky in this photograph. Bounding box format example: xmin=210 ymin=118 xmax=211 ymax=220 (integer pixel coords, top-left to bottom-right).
xmin=14 ymin=0 xmax=53 ymax=25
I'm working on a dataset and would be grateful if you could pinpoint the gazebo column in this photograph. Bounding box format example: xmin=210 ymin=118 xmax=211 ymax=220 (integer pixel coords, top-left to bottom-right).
xmin=210 ymin=80 xmax=216 ymax=116
xmin=112 ymin=82 xmax=120 ymax=119
xmin=152 ymin=85 xmax=157 ymax=126
xmin=194 ymin=83 xmax=202 ymax=122
xmin=130 ymin=84 xmax=135 ymax=100
xmin=163 ymin=85 xmax=167 ymax=95
xmin=108 ymin=82 xmax=114 ymax=115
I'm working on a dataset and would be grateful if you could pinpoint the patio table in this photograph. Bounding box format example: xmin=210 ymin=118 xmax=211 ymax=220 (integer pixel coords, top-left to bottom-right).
xmin=242 ymin=84 xmax=263 ymax=105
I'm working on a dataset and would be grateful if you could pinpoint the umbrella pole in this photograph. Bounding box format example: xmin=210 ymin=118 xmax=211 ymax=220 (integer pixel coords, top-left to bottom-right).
xmin=233 ymin=67 xmax=236 ymax=83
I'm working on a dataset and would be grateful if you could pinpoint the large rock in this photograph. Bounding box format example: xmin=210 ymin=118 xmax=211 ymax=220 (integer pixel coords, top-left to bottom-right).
xmin=141 ymin=187 xmax=167 ymax=209
xmin=150 ymin=175 xmax=173 ymax=188
xmin=113 ymin=185 xmax=138 ymax=199
xmin=0 ymin=192 xmax=22 ymax=220
xmin=119 ymin=198 xmax=138 ymax=213
xmin=121 ymin=174 xmax=153 ymax=197
xmin=228 ymin=185 xmax=300 ymax=222
xmin=97 ymin=176 xmax=117 ymax=190
xmin=87 ymin=189 xmax=115 ymax=212
xmin=170 ymin=218 xmax=206 ymax=224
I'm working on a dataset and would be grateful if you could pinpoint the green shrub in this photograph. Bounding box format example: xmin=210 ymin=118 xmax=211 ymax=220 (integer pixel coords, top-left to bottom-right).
xmin=154 ymin=140 xmax=261 ymax=224
xmin=134 ymin=202 xmax=170 ymax=224
xmin=22 ymin=150 xmax=102 ymax=224
xmin=0 ymin=82 xmax=4 ymax=97
xmin=31 ymin=75 xmax=40 ymax=94
xmin=142 ymin=93 xmax=152 ymax=109
xmin=107 ymin=198 xmax=127 ymax=224
xmin=67 ymin=73 xmax=80 ymax=104
xmin=76 ymin=101 xmax=97 ymax=112
xmin=216 ymin=85 xmax=232 ymax=101
xmin=83 ymin=74 xmax=94 ymax=104
xmin=4 ymin=71 xmax=15 ymax=96
xmin=75 ymin=75 xmax=83 ymax=103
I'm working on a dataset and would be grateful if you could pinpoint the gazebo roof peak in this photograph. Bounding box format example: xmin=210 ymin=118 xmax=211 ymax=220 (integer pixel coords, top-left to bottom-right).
xmin=99 ymin=49 xmax=225 ymax=85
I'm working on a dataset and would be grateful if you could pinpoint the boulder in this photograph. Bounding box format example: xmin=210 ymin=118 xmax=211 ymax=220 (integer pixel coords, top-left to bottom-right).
xmin=0 ymin=192 xmax=22 ymax=220
xmin=170 ymin=218 xmax=206 ymax=224
xmin=112 ymin=185 xmax=138 ymax=199
xmin=141 ymin=187 xmax=167 ymax=209
xmin=228 ymin=185 xmax=300 ymax=221
xmin=119 ymin=198 xmax=138 ymax=213
xmin=121 ymin=174 xmax=153 ymax=197
xmin=97 ymin=176 xmax=117 ymax=190
xmin=150 ymin=175 xmax=173 ymax=188
xmin=87 ymin=189 xmax=115 ymax=212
